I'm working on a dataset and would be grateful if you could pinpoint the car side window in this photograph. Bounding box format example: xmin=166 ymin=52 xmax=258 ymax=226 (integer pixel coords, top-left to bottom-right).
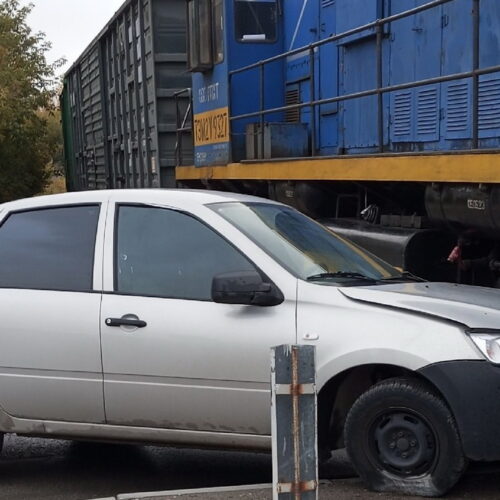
xmin=0 ymin=205 xmax=100 ymax=291
xmin=116 ymin=205 xmax=256 ymax=300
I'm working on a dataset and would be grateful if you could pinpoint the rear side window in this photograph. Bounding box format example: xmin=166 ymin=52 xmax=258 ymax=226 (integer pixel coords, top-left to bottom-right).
xmin=0 ymin=205 xmax=100 ymax=291
xmin=116 ymin=205 xmax=256 ymax=300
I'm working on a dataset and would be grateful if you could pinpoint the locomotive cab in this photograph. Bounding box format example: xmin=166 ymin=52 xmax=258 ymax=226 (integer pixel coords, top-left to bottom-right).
xmin=187 ymin=0 xmax=284 ymax=166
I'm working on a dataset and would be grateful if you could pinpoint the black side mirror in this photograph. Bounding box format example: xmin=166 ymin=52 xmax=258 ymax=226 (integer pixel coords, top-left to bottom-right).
xmin=212 ymin=271 xmax=284 ymax=307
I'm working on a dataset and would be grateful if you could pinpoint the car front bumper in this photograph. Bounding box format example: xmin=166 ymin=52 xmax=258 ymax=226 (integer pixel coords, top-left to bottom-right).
xmin=419 ymin=360 xmax=500 ymax=462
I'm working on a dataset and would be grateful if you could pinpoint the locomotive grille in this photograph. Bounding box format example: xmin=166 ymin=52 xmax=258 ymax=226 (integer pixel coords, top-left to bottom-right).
xmin=446 ymin=82 xmax=470 ymax=134
xmin=417 ymin=87 xmax=439 ymax=137
xmin=479 ymin=78 xmax=500 ymax=132
xmin=285 ymin=89 xmax=300 ymax=123
xmin=393 ymin=91 xmax=412 ymax=137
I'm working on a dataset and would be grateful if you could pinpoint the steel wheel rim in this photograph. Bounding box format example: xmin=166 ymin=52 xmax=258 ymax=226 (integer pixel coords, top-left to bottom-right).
xmin=367 ymin=408 xmax=439 ymax=477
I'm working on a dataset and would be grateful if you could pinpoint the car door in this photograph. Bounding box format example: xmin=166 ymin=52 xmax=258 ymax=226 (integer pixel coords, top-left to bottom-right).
xmin=100 ymin=201 xmax=297 ymax=435
xmin=0 ymin=203 xmax=106 ymax=423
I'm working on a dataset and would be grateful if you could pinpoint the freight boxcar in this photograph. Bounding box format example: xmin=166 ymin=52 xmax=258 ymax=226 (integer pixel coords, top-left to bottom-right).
xmin=61 ymin=0 xmax=192 ymax=191
xmin=178 ymin=0 xmax=500 ymax=287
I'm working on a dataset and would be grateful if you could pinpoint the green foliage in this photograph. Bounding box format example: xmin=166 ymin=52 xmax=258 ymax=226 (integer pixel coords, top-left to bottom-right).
xmin=40 ymin=107 xmax=64 ymax=173
xmin=0 ymin=0 xmax=64 ymax=202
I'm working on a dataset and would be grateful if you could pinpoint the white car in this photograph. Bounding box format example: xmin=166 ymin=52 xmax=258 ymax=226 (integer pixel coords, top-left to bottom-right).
xmin=0 ymin=189 xmax=499 ymax=497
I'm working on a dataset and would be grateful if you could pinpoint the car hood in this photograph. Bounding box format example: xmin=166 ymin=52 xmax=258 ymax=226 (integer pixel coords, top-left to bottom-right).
xmin=340 ymin=282 xmax=500 ymax=329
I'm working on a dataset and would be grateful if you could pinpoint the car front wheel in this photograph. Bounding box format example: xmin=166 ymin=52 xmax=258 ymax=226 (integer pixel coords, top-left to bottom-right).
xmin=344 ymin=378 xmax=466 ymax=497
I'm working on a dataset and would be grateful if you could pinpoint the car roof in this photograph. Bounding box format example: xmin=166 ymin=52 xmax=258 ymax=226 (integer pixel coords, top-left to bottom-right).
xmin=0 ymin=189 xmax=281 ymax=212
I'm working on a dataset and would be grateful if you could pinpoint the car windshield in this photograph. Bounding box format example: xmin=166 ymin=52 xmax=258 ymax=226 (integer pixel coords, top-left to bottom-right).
xmin=210 ymin=202 xmax=402 ymax=283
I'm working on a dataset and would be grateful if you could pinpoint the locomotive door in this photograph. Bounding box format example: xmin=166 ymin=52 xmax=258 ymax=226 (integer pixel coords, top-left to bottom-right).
xmin=318 ymin=0 xmax=338 ymax=153
xmin=337 ymin=0 xmax=385 ymax=152
xmin=389 ymin=0 xmax=442 ymax=146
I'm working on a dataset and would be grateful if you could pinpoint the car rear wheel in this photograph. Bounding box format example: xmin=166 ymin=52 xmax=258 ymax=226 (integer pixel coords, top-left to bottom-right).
xmin=344 ymin=378 xmax=466 ymax=497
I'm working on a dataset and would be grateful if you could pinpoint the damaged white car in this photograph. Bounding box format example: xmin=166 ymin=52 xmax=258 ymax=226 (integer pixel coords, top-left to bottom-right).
xmin=0 ymin=189 xmax=499 ymax=497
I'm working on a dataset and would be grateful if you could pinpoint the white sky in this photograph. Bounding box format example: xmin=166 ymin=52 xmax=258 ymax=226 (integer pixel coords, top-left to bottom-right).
xmin=22 ymin=0 xmax=125 ymax=75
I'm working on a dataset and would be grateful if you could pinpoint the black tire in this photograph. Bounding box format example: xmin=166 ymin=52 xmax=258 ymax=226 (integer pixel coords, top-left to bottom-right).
xmin=344 ymin=378 xmax=466 ymax=497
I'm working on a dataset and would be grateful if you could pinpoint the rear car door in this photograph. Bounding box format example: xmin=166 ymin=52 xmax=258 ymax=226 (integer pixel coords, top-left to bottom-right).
xmin=0 ymin=203 xmax=106 ymax=423
xmin=100 ymin=201 xmax=297 ymax=435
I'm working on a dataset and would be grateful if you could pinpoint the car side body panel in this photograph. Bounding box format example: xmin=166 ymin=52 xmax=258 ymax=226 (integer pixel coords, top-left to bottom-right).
xmin=99 ymin=197 xmax=297 ymax=435
xmin=100 ymin=293 xmax=296 ymax=434
xmin=0 ymin=408 xmax=271 ymax=451
xmin=0 ymin=201 xmax=108 ymax=424
xmin=0 ymin=290 xmax=105 ymax=423
xmin=296 ymin=281 xmax=481 ymax=390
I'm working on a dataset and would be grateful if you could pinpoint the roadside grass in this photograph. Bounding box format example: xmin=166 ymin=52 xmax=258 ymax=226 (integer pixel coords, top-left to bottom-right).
xmin=43 ymin=176 xmax=67 ymax=195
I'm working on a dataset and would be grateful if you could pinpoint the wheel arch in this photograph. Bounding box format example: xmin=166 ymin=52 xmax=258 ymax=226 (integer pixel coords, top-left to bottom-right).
xmin=317 ymin=363 xmax=450 ymax=455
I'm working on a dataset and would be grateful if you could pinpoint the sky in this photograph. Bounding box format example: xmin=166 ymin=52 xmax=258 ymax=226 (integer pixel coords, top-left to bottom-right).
xmin=21 ymin=0 xmax=125 ymax=75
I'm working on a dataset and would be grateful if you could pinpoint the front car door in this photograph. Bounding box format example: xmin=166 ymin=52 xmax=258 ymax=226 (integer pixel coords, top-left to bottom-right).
xmin=0 ymin=202 xmax=106 ymax=423
xmin=100 ymin=197 xmax=297 ymax=436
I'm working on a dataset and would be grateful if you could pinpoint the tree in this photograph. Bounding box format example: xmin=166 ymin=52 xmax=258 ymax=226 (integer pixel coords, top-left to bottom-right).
xmin=0 ymin=0 xmax=64 ymax=202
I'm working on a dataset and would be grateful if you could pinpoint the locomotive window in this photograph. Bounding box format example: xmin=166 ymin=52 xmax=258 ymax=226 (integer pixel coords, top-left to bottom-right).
xmin=213 ymin=0 xmax=224 ymax=64
xmin=187 ymin=0 xmax=213 ymax=72
xmin=235 ymin=0 xmax=277 ymax=43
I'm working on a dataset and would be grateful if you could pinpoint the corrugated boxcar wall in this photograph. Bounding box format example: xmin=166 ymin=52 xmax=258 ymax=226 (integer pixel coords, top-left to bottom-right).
xmin=62 ymin=0 xmax=191 ymax=191
xmin=64 ymin=44 xmax=107 ymax=191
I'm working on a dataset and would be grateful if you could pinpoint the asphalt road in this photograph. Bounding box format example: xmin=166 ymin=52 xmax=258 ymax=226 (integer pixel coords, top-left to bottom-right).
xmin=0 ymin=434 xmax=499 ymax=500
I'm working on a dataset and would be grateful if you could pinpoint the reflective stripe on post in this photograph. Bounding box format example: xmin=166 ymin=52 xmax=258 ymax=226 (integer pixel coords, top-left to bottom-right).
xmin=271 ymin=345 xmax=318 ymax=500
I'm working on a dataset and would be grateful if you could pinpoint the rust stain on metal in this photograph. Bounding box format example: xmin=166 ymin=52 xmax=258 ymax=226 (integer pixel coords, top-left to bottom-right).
xmin=275 ymin=383 xmax=315 ymax=396
xmin=291 ymin=346 xmax=301 ymax=500
xmin=299 ymin=480 xmax=318 ymax=493
xmin=277 ymin=480 xmax=318 ymax=494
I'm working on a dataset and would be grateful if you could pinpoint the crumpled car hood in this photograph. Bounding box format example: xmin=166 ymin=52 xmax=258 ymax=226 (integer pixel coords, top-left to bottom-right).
xmin=340 ymin=282 xmax=500 ymax=329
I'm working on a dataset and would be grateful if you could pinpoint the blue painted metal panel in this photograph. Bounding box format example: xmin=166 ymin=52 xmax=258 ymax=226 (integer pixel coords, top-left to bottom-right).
xmin=336 ymin=0 xmax=383 ymax=44
xmin=478 ymin=73 xmax=500 ymax=140
xmin=192 ymin=0 xmax=284 ymax=166
xmin=479 ymin=0 xmax=500 ymax=70
xmin=193 ymin=0 xmax=500 ymax=165
xmin=226 ymin=0 xmax=284 ymax=162
xmin=478 ymin=0 xmax=500 ymax=142
xmin=340 ymin=38 xmax=379 ymax=150
xmin=389 ymin=0 xmax=416 ymax=144
xmin=441 ymin=0 xmax=473 ymax=141
xmin=318 ymin=0 xmax=338 ymax=151
xmin=192 ymin=65 xmax=231 ymax=166
xmin=284 ymin=1 xmax=318 ymax=86
xmin=389 ymin=0 xmax=441 ymax=146
xmin=442 ymin=79 xmax=472 ymax=142
xmin=284 ymin=0 xmax=318 ymax=52
xmin=191 ymin=0 xmax=230 ymax=166
xmin=413 ymin=0 xmax=441 ymax=144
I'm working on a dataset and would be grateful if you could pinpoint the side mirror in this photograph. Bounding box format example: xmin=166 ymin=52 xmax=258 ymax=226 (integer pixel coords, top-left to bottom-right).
xmin=212 ymin=271 xmax=284 ymax=307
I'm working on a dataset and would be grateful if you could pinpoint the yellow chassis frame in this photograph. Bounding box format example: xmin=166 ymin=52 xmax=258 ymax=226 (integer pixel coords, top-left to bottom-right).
xmin=176 ymin=152 xmax=500 ymax=184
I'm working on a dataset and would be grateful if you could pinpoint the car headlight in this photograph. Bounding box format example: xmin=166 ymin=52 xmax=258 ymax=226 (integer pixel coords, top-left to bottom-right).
xmin=469 ymin=333 xmax=500 ymax=364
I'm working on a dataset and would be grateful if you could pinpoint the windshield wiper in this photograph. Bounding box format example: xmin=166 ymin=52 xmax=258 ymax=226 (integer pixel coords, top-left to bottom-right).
xmin=306 ymin=271 xmax=377 ymax=282
xmin=380 ymin=271 xmax=426 ymax=282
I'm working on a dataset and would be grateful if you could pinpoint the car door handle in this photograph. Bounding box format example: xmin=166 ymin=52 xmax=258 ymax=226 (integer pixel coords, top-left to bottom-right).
xmin=105 ymin=317 xmax=147 ymax=328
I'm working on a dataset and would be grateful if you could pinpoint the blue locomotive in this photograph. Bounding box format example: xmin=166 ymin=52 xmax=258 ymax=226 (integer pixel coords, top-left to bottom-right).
xmin=180 ymin=0 xmax=500 ymax=286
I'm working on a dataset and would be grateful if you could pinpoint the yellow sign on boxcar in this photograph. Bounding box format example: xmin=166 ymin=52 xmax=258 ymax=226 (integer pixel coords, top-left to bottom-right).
xmin=193 ymin=107 xmax=230 ymax=146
